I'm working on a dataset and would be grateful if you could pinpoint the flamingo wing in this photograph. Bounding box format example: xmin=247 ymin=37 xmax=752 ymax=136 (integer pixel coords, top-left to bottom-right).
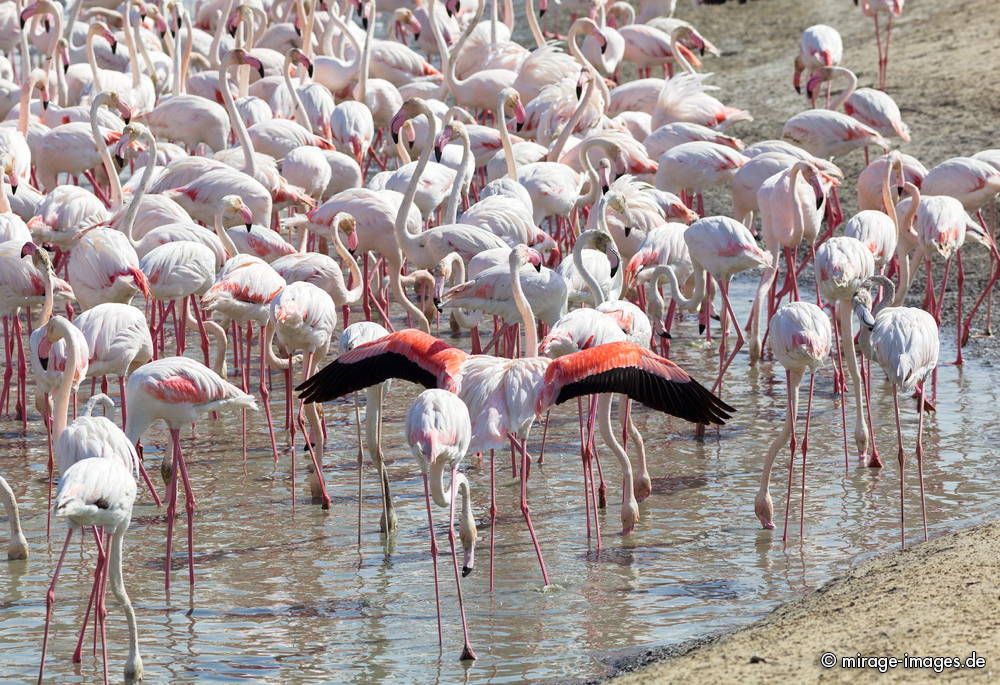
xmin=539 ymin=342 xmax=734 ymax=425
xmin=297 ymin=329 xmax=468 ymax=403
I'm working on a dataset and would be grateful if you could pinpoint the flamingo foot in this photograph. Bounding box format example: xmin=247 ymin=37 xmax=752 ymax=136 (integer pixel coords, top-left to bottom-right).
xmin=461 ymin=645 xmax=478 ymax=661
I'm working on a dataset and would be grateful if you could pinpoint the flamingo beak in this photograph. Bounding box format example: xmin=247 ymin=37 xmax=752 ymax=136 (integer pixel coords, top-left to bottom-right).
xmin=241 ymin=206 xmax=254 ymax=229
xmin=514 ymin=100 xmax=526 ymax=132
xmin=20 ymin=242 xmax=36 ymax=259
xmin=39 ymin=356 xmax=48 ymax=371
xmin=607 ymin=246 xmax=621 ymax=278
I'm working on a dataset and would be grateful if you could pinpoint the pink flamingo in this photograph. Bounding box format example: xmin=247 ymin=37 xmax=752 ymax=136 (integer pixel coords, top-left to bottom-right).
xmin=405 ymin=388 xmax=478 ymax=661
xmin=857 ymin=0 xmax=904 ymax=89
xmin=792 ymin=24 xmax=842 ymax=95
xmin=755 ymin=301 xmax=832 ymax=540
xmin=125 ymin=356 xmax=257 ymax=594
xmin=853 ymin=276 xmax=939 ymax=548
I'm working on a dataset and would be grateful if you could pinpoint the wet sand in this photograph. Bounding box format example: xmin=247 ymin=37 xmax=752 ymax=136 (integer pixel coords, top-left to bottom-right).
xmin=602 ymin=0 xmax=1000 ymax=679
xmin=610 ymin=521 xmax=1000 ymax=683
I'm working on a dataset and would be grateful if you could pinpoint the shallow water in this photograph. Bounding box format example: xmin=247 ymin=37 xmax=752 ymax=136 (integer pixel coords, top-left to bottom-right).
xmin=2 ymin=274 xmax=998 ymax=684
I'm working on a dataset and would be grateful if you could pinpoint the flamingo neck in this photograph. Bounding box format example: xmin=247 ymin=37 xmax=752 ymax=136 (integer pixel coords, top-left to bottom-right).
xmin=107 ymin=526 xmax=143 ymax=684
xmin=214 ymin=206 xmax=241 ymax=258
xmin=655 ymin=263 xmax=704 ymax=312
xmin=443 ymin=129 xmax=471 ymax=224
xmin=496 ymin=93 xmax=518 ymax=180
xmin=330 ymin=224 xmax=364 ymax=302
xmin=395 ymin=104 xmax=436 ymax=248
xmin=50 ymin=317 xmax=79 ymax=446
xmin=283 ymin=55 xmax=313 ymax=133
xmin=0 ymin=476 xmax=26 ymax=559
xmin=829 ymin=66 xmax=857 ymax=111
xmin=446 ymin=0 xmax=485 ymax=95
xmin=220 ymin=57 xmax=257 ymax=175
xmin=210 ymin=0 xmax=237 ymax=68
xmin=669 ymin=27 xmax=696 ymax=75
xmin=574 ymin=232 xmax=608 ymax=307
xmin=547 ymin=75 xmax=596 ymax=161
xmin=119 ymin=130 xmax=156 ymax=243
xmin=510 ymin=251 xmax=538 ymax=356
xmin=89 ymin=95 xmax=123 ymax=209
xmin=525 ymin=0 xmax=544 ymax=50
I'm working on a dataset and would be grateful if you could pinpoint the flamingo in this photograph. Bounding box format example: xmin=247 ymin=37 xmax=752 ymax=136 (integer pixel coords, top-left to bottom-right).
xmin=804 ymin=66 xmax=911 ymax=146
xmin=299 ymin=244 xmax=734 ymax=587
xmin=658 ymin=216 xmax=773 ymax=391
xmin=755 ymin=301 xmax=832 ymax=540
xmin=269 ymin=280 xmax=338 ymax=503
xmin=782 ymin=109 xmax=889 ymax=160
xmin=857 ymin=0 xmax=904 ymax=89
xmin=405 ymin=388 xmax=477 ymax=661
xmin=853 ymin=275 xmax=939 ymax=548
xmin=792 ymin=24 xmax=842 ymax=95
xmin=124 ymin=355 xmax=258 ymax=593
xmin=34 ymin=314 xmax=144 ymax=684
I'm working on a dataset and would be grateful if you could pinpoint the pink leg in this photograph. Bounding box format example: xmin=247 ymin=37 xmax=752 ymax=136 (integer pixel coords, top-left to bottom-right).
xmin=164 ymin=431 xmax=180 ymax=594
xmin=258 ymin=328 xmax=280 ymax=464
xmin=954 ymin=251 xmax=964 ymax=366
xmin=174 ymin=430 xmax=197 ymax=590
xmin=448 ymin=466 xmax=477 ymax=660
xmin=242 ymin=322 xmax=252 ymax=468
xmin=72 ymin=527 xmax=107 ymax=663
xmin=781 ymin=370 xmax=798 ymax=543
xmin=517 ymin=436 xmax=551 ymax=586
xmin=832 ymin=312 xmax=850 ymax=472
xmin=191 ymin=297 xmax=210 ymax=367
xmin=799 ymin=373 xmax=816 ymax=538
xmin=38 ymin=529 xmax=74 ymax=683
xmin=711 ymin=279 xmax=746 ymax=394
xmin=489 ymin=449 xmax=496 ymax=592
xmin=13 ymin=314 xmax=27 ymax=429
xmin=1 ymin=316 xmax=11 ymax=415
xmin=422 ymin=473 xmax=443 ymax=647
xmin=915 ymin=382 xmax=928 ymax=542
xmin=892 ymin=391 xmax=906 ymax=548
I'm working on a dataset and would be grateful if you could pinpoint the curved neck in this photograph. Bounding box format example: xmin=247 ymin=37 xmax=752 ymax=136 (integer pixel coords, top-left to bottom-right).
xmin=443 ymin=129 xmax=471 ymax=224
xmin=283 ymin=54 xmax=312 ymax=133
xmin=119 ymin=10 xmax=142 ymax=89
xmin=220 ymin=56 xmax=257 ymax=174
xmin=214 ymin=206 xmax=240 ymax=258
xmin=330 ymin=225 xmax=364 ymax=301
xmin=446 ymin=0 xmax=485 ymax=96
xmin=568 ymin=19 xmax=607 ymax=91
xmin=205 ymin=319 xmax=228 ymax=376
xmin=525 ymin=0 xmax=544 ymax=49
xmin=210 ymin=0 xmax=237 ymax=68
xmin=301 ymin=0 xmax=316 ymax=59
xmin=50 ymin=318 xmax=80 ymax=446
xmin=882 ymin=156 xmax=900 ymax=228
xmin=496 ymin=93 xmax=517 ymax=179
xmin=0 ymin=165 xmax=10 ymax=214
xmin=90 ymin=96 xmax=123 ymax=209
xmin=324 ymin=9 xmax=361 ymax=69
xmin=107 ymin=526 xmax=142 ymax=683
xmin=669 ymin=28 xmax=696 ymax=75
xmin=171 ymin=21 xmax=184 ymax=96
xmin=548 ymin=75 xmax=596 ymax=161
xmin=898 ymin=183 xmax=920 ymax=241
xmin=654 ymin=263 xmax=704 ymax=311
xmin=17 ymin=71 xmax=40 ymax=136
xmin=510 ymin=252 xmax=538 ymax=356
xmin=395 ymin=105 xmax=436 ymax=248
xmin=574 ymin=232 xmax=607 ymax=307
xmin=829 ymin=66 xmax=857 ymax=111
xmin=87 ymin=27 xmax=105 ymax=91
xmin=0 ymin=476 xmax=26 ymax=558
xmin=119 ymin=130 xmax=157 ymax=242
xmin=428 ymin=0 xmax=451 ymax=75
xmin=577 ymin=137 xmax=616 ymax=206
xmin=355 ymin=2 xmax=375 ymax=100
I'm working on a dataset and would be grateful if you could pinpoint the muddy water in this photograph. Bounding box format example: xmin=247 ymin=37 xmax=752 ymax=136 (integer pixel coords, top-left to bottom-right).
xmin=2 ymin=274 xmax=998 ymax=684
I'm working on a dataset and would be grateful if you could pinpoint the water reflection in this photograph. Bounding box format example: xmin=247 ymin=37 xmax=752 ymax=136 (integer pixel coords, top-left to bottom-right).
xmin=1 ymin=274 xmax=998 ymax=683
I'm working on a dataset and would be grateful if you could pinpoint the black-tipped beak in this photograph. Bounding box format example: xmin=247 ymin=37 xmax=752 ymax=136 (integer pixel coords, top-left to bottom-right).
xmin=815 ymin=194 xmax=824 ymax=210
xmin=18 ymin=17 xmax=25 ymax=29
xmin=462 ymin=565 xmax=472 ymax=577
xmin=391 ymin=131 xmax=399 ymax=144
xmin=515 ymin=120 xmax=524 ymax=132
xmin=294 ymin=25 xmax=301 ymax=36
xmin=538 ymin=8 xmax=546 ymax=17
xmin=39 ymin=356 xmax=49 ymax=371
xmin=110 ymin=41 xmax=117 ymax=55
xmin=602 ymin=184 xmax=610 ymax=194
xmin=534 ymin=262 xmax=542 ymax=272
xmin=43 ymin=18 xmax=50 ymax=32
xmin=245 ymin=223 xmax=253 ymax=231
xmin=228 ymin=25 xmax=237 ymax=38
xmin=434 ymin=146 xmax=442 ymax=163
xmin=659 ymin=331 xmax=672 ymax=339
xmin=623 ymin=225 xmax=631 ymax=237
xmin=41 ymin=99 xmax=48 ymax=110
xmin=63 ymin=61 xmax=69 ymax=74
xmin=700 ymin=47 xmax=705 ymax=57
xmin=896 ymin=186 xmax=904 ymax=195
xmin=575 ymin=84 xmax=582 ymax=98
xmin=794 ymin=84 xmax=801 ymax=94
xmin=361 ymin=16 xmax=368 ymax=30
xmin=414 ymin=31 xmax=420 ymax=41
xmin=257 ymin=66 xmax=265 ymax=78
xmin=10 ymin=183 xmax=17 ymax=195
xmin=307 ymin=64 xmax=314 ymax=78
xmin=434 ymin=297 xmax=442 ymax=312
xmin=698 ymin=323 xmax=706 ymax=334
xmin=114 ymin=154 xmax=125 ymax=168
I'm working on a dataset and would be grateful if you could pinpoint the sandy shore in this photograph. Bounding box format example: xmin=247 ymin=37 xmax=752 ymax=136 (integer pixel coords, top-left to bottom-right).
xmin=610 ymin=521 xmax=1000 ymax=683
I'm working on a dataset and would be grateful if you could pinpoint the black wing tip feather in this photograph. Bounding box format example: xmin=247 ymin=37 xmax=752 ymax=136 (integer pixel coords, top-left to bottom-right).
xmin=555 ymin=368 xmax=735 ymax=425
xmin=296 ymin=352 xmax=438 ymax=404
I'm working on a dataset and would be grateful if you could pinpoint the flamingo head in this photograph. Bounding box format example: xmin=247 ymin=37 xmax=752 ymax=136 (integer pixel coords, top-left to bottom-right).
xmin=0 ymin=154 xmax=15 ymax=192
xmin=334 ymin=212 xmax=359 ymax=253
xmin=581 ymin=229 xmax=622 ymax=278
xmin=19 ymin=1 xmax=53 ymax=29
xmin=445 ymin=0 xmax=461 ymax=18
xmin=804 ymin=67 xmax=834 ymax=104
xmin=391 ymin=99 xmax=425 ymax=143
xmin=114 ymin=122 xmax=148 ymax=167
xmin=754 ymin=491 xmax=775 ymax=530
xmin=851 ymin=287 xmax=876 ymax=330
xmin=95 ymin=22 xmax=118 ymax=54
xmin=393 ymin=9 xmax=421 ymax=41
xmin=56 ymin=37 xmax=70 ymax=74
xmin=105 ymin=91 xmax=133 ymax=125
xmin=224 ymin=195 xmax=254 ymax=230
xmin=229 ymin=48 xmax=265 ymax=79
xmin=513 ymin=244 xmax=543 ymax=272
xmin=290 ymin=48 xmax=313 ymax=79
xmin=499 ymin=88 xmax=525 ymax=132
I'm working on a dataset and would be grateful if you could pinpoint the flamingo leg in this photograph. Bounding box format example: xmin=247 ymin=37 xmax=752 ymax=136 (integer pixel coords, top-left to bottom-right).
xmin=831 ymin=310 xmax=850 ymax=472
xmin=422 ymin=473 xmax=443 ymax=648
xmin=711 ymin=278 xmax=746 ymax=394
xmin=517 ymin=434 xmax=550 ymax=586
xmin=164 ymin=431 xmax=180 ymax=595
xmin=799 ymin=372 xmax=816 ymax=539
xmin=782 ymin=369 xmax=801 ymax=542
xmin=72 ymin=526 xmax=107 ymax=663
xmin=38 ymin=529 xmax=73 ymax=684
xmin=489 ymin=448 xmax=496 ymax=592
xmin=258 ymin=327 xmax=280 ymax=465
xmin=448 ymin=465 xmax=477 ymax=661
xmin=916 ymin=381 xmax=928 ymax=542
xmin=892 ymin=390 xmax=906 ymax=549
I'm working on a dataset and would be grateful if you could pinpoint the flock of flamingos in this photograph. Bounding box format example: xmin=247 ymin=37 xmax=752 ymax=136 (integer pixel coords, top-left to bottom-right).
xmin=0 ymin=0 xmax=998 ymax=680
